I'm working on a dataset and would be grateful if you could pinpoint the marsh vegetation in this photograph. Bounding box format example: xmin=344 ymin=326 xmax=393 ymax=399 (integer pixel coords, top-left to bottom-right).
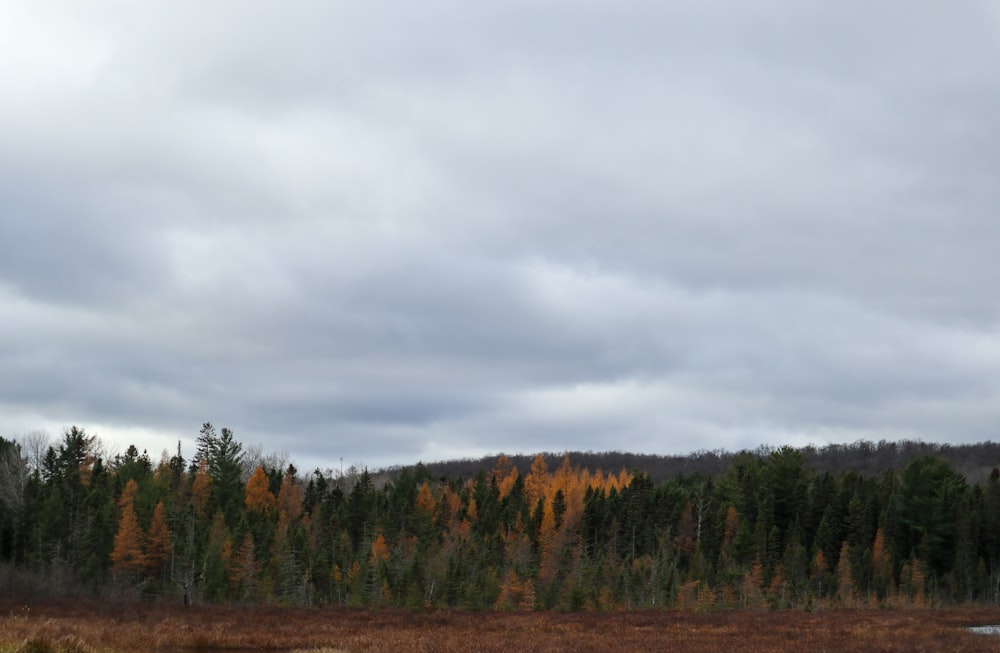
xmin=2 ymin=600 xmax=1000 ymax=653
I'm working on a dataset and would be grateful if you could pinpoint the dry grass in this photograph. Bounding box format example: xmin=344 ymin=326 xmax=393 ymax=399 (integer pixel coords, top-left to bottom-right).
xmin=2 ymin=600 xmax=1000 ymax=652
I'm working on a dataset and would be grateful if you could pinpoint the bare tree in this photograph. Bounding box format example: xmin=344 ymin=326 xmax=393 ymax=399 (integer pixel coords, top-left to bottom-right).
xmin=242 ymin=443 xmax=290 ymax=481
xmin=0 ymin=437 xmax=28 ymax=508
xmin=20 ymin=430 xmax=50 ymax=473
xmin=242 ymin=443 xmax=265 ymax=481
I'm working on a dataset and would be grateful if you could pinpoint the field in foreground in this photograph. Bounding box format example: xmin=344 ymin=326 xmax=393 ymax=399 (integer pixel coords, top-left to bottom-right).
xmin=2 ymin=601 xmax=1000 ymax=653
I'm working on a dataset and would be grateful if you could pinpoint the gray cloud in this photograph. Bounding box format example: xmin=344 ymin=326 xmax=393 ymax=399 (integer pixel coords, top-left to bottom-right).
xmin=2 ymin=1 xmax=999 ymax=469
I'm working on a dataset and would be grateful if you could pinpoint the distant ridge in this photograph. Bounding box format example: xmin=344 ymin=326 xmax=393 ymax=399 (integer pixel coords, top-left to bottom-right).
xmin=389 ymin=439 xmax=1000 ymax=484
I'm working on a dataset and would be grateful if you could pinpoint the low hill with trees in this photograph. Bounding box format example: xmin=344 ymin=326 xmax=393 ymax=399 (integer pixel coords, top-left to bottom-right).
xmin=406 ymin=439 xmax=1000 ymax=485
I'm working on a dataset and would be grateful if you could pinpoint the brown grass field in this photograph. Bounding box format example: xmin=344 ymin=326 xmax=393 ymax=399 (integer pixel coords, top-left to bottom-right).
xmin=2 ymin=600 xmax=1000 ymax=653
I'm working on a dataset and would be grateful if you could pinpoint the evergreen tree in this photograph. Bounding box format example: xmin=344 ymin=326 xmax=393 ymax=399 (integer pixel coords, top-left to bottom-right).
xmin=195 ymin=425 xmax=244 ymax=525
xmin=894 ymin=456 xmax=966 ymax=576
xmin=80 ymin=456 xmax=115 ymax=588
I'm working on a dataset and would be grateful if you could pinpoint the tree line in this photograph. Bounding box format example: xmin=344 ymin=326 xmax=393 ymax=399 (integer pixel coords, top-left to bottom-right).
xmin=2 ymin=425 xmax=1000 ymax=610
xmin=411 ymin=440 xmax=1000 ymax=487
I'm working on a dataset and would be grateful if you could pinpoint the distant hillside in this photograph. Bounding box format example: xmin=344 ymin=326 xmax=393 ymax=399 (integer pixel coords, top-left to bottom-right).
xmin=394 ymin=439 xmax=1000 ymax=484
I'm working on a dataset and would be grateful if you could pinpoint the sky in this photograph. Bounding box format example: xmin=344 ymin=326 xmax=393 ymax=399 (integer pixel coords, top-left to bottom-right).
xmin=2 ymin=1 xmax=1000 ymax=472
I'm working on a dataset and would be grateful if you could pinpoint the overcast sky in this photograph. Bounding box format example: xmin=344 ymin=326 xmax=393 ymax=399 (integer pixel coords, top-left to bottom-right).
xmin=2 ymin=1 xmax=999 ymax=471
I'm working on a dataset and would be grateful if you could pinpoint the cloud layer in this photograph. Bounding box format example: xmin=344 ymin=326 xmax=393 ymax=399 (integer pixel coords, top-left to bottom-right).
xmin=2 ymin=1 xmax=1000 ymax=469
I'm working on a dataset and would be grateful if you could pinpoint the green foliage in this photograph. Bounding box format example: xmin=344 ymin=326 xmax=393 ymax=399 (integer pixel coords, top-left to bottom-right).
xmin=7 ymin=430 xmax=1000 ymax=610
xmin=194 ymin=424 xmax=245 ymax=524
xmin=894 ymin=455 xmax=967 ymax=575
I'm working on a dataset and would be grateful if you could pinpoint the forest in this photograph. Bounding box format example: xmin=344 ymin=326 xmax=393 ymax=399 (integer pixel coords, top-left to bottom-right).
xmin=1 ymin=424 xmax=1000 ymax=611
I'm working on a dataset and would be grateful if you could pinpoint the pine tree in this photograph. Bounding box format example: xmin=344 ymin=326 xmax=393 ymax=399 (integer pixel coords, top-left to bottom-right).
xmin=202 ymin=511 xmax=232 ymax=602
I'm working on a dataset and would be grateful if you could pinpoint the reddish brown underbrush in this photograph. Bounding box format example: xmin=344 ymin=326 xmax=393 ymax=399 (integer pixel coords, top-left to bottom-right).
xmin=2 ymin=600 xmax=1000 ymax=652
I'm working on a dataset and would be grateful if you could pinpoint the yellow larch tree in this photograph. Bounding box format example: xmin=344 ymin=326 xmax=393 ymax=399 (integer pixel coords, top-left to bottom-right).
xmin=145 ymin=500 xmax=171 ymax=578
xmin=437 ymin=485 xmax=462 ymax=527
xmin=277 ymin=469 xmax=303 ymax=524
xmin=871 ymin=527 xmax=893 ymax=600
xmin=245 ymin=466 xmax=277 ymax=513
xmin=524 ymin=454 xmax=550 ymax=508
xmin=191 ymin=459 xmax=212 ymax=518
xmin=496 ymin=568 xmax=536 ymax=610
xmin=111 ymin=479 xmax=147 ymax=581
xmin=371 ymin=532 xmax=391 ymax=565
xmin=606 ymin=467 xmax=631 ymax=493
xmin=232 ymin=532 xmax=260 ymax=601
xmin=492 ymin=455 xmax=518 ymax=498
xmin=836 ymin=541 xmax=855 ymax=606
xmin=415 ymin=481 xmax=435 ymax=516
xmin=549 ymin=455 xmax=593 ymax=531
xmin=812 ymin=549 xmax=829 ymax=601
xmin=741 ymin=559 xmax=766 ymax=608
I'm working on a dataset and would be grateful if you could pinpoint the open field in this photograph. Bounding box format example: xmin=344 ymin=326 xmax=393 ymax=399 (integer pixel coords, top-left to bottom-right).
xmin=2 ymin=601 xmax=1000 ymax=653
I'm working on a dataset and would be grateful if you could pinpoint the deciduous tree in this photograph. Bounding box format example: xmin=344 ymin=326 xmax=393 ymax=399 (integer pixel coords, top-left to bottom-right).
xmin=146 ymin=500 xmax=171 ymax=581
xmin=836 ymin=541 xmax=855 ymax=606
xmin=245 ymin=466 xmax=276 ymax=513
xmin=111 ymin=480 xmax=147 ymax=582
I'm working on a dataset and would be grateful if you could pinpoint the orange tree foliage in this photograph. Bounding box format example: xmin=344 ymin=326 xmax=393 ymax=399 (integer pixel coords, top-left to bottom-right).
xmin=415 ymin=481 xmax=435 ymax=515
xmin=837 ymin=541 xmax=855 ymax=606
xmin=11 ymin=427 xmax=1000 ymax=610
xmin=277 ymin=469 xmax=303 ymax=524
xmin=191 ymin=459 xmax=212 ymax=518
xmin=245 ymin=466 xmax=277 ymax=513
xmin=110 ymin=479 xmax=147 ymax=579
xmin=146 ymin=500 xmax=172 ymax=576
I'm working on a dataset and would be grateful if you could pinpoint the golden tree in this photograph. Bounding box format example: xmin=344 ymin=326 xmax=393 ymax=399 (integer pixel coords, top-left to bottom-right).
xmin=741 ymin=560 xmax=766 ymax=608
xmin=277 ymin=469 xmax=303 ymax=524
xmin=496 ymin=568 xmax=536 ymax=610
xmin=232 ymin=532 xmax=260 ymax=601
xmin=492 ymin=455 xmax=518 ymax=498
xmin=111 ymin=479 xmax=147 ymax=581
xmin=524 ymin=453 xmax=549 ymax=508
xmin=371 ymin=532 xmax=391 ymax=565
xmin=871 ymin=528 xmax=893 ymax=601
xmin=719 ymin=505 xmax=741 ymax=564
xmin=191 ymin=459 xmax=212 ymax=517
xmin=146 ymin=500 xmax=172 ymax=578
xmin=836 ymin=541 xmax=855 ymax=606
xmin=245 ymin=466 xmax=277 ymax=513
xmin=415 ymin=481 xmax=435 ymax=515
xmin=812 ymin=549 xmax=829 ymax=600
